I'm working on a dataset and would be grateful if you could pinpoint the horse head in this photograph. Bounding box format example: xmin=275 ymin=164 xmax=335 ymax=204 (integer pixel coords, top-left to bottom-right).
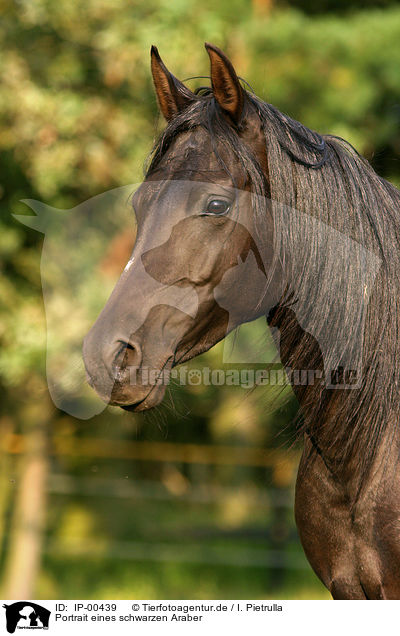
xmin=83 ymin=44 xmax=280 ymax=410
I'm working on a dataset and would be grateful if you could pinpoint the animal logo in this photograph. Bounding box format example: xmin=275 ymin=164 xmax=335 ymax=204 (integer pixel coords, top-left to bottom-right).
xmin=188 ymin=369 xmax=202 ymax=385
xmin=2 ymin=602 xmax=50 ymax=633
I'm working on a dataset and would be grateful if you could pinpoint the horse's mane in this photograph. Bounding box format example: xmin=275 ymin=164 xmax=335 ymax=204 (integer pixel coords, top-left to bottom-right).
xmin=147 ymin=87 xmax=400 ymax=490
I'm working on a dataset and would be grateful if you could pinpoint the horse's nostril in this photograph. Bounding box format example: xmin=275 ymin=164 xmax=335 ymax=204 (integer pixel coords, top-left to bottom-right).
xmin=124 ymin=342 xmax=141 ymax=367
xmin=112 ymin=339 xmax=142 ymax=376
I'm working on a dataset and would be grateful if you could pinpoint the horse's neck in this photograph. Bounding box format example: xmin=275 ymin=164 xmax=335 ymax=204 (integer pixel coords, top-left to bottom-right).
xmin=268 ymin=305 xmax=359 ymax=473
xmin=267 ymin=305 xmax=325 ymax=411
xmin=268 ymin=304 xmax=400 ymax=490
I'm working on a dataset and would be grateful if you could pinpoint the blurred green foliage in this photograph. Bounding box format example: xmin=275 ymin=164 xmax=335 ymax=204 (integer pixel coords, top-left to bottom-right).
xmin=0 ymin=0 xmax=400 ymax=600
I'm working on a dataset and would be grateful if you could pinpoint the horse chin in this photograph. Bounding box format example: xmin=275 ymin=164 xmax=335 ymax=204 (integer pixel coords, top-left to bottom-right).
xmin=111 ymin=382 xmax=167 ymax=412
xmin=121 ymin=387 xmax=167 ymax=412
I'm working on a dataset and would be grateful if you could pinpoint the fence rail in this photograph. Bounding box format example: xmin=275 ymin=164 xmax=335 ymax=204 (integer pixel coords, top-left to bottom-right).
xmin=2 ymin=433 xmax=299 ymax=468
xmin=45 ymin=539 xmax=308 ymax=569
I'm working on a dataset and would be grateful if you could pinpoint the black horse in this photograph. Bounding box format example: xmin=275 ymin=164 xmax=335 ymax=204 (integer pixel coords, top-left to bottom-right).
xmin=83 ymin=44 xmax=400 ymax=599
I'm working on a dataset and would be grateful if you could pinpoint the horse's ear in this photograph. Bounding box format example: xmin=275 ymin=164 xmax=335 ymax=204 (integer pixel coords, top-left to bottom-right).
xmin=205 ymin=43 xmax=244 ymax=125
xmin=151 ymin=46 xmax=195 ymax=122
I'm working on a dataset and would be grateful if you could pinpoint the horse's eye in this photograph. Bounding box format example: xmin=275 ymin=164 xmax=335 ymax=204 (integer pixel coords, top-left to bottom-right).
xmin=205 ymin=199 xmax=230 ymax=215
